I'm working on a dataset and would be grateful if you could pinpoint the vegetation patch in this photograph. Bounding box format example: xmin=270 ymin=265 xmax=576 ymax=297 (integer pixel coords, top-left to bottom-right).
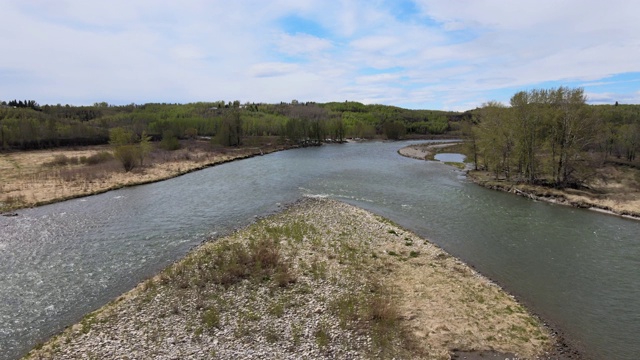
xmin=444 ymin=161 xmax=465 ymax=169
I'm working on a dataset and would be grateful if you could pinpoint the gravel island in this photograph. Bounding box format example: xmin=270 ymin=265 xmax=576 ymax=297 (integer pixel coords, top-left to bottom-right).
xmin=24 ymin=198 xmax=555 ymax=360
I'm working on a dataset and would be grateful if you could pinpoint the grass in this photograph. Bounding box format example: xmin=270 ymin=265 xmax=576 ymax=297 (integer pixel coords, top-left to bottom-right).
xmin=165 ymin=237 xmax=291 ymax=289
xmin=0 ymin=140 xmax=291 ymax=212
xmin=314 ymin=321 xmax=331 ymax=349
xmin=444 ymin=161 xmax=465 ymax=169
xmin=202 ymin=307 xmax=220 ymax=329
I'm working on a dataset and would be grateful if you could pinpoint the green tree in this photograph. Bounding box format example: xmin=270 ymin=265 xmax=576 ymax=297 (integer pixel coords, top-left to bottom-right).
xmin=459 ymin=120 xmax=479 ymax=170
xmin=548 ymin=87 xmax=595 ymax=186
xmin=476 ymin=102 xmax=516 ymax=178
xmin=329 ymin=117 xmax=346 ymax=142
xmin=109 ymin=127 xmax=135 ymax=146
xmin=110 ymin=128 xmax=139 ymax=172
xmin=510 ymin=90 xmax=548 ymax=183
xmin=160 ymin=130 xmax=180 ymax=150
xmin=184 ymin=127 xmax=198 ymax=140
xmin=139 ymin=131 xmax=153 ymax=165
xmin=215 ymin=110 xmax=242 ymax=146
xmin=383 ymin=121 xmax=405 ymax=140
xmin=619 ymin=123 xmax=640 ymax=161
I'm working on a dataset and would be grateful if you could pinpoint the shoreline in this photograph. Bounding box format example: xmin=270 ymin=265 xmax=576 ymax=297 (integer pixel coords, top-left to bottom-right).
xmin=397 ymin=143 xmax=640 ymax=221
xmin=23 ymin=198 xmax=569 ymax=360
xmin=465 ymin=171 xmax=640 ymax=221
xmin=396 ymin=141 xmax=461 ymax=161
xmin=0 ymin=143 xmax=295 ymax=214
xmin=396 ymin=143 xmax=596 ymax=358
xmin=1 ymin=139 xmax=456 ymax=215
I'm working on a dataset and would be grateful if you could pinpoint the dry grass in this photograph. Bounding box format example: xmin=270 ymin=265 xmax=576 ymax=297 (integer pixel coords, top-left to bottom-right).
xmin=0 ymin=140 xmax=288 ymax=212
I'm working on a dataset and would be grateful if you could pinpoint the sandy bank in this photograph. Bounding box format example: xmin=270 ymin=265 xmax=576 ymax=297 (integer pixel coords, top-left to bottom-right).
xmin=24 ymin=198 xmax=563 ymax=360
xmin=397 ymin=142 xmax=460 ymax=161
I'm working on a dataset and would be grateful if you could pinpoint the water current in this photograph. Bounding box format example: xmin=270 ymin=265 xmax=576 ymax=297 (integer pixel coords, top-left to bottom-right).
xmin=1 ymin=141 xmax=639 ymax=359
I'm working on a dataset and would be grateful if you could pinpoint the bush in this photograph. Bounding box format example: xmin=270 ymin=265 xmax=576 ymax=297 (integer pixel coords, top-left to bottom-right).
xmin=113 ymin=145 xmax=140 ymax=172
xmin=202 ymin=307 xmax=220 ymax=329
xmin=160 ymin=131 xmax=180 ymax=151
xmin=82 ymin=151 xmax=113 ymax=165
xmin=46 ymin=154 xmax=72 ymax=167
xmin=45 ymin=154 xmax=82 ymax=167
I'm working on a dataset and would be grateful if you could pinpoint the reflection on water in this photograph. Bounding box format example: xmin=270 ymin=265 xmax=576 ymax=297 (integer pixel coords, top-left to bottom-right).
xmin=1 ymin=141 xmax=639 ymax=359
xmin=434 ymin=152 xmax=466 ymax=163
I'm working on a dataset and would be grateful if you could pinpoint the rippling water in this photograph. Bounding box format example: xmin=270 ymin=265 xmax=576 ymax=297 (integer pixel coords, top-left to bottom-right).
xmin=1 ymin=141 xmax=639 ymax=359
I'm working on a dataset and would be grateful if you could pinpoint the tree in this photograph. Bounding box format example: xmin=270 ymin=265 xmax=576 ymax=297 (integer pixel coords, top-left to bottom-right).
xmin=459 ymin=120 xmax=479 ymax=170
xmin=548 ymin=87 xmax=595 ymax=186
xmin=160 ymin=130 xmax=180 ymax=150
xmin=110 ymin=127 xmax=144 ymax=172
xmin=383 ymin=121 xmax=405 ymax=140
xmin=471 ymin=87 xmax=602 ymax=187
xmin=184 ymin=127 xmax=198 ymax=140
xmin=329 ymin=116 xmax=346 ymax=142
xmin=476 ymin=101 xmax=515 ymax=178
xmin=139 ymin=131 xmax=153 ymax=165
xmin=617 ymin=122 xmax=639 ymax=161
xmin=510 ymin=90 xmax=548 ymax=183
xmin=215 ymin=110 xmax=242 ymax=146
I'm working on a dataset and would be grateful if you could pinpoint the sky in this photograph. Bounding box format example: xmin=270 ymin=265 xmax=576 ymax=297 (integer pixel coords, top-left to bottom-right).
xmin=1 ymin=0 xmax=639 ymax=111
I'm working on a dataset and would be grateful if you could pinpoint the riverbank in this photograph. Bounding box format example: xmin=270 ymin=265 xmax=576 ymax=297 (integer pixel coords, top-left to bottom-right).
xmin=397 ymin=142 xmax=461 ymax=161
xmin=0 ymin=139 xmax=292 ymax=213
xmin=466 ymin=170 xmax=640 ymax=220
xmin=24 ymin=198 xmax=560 ymax=360
xmin=398 ymin=143 xmax=640 ymax=220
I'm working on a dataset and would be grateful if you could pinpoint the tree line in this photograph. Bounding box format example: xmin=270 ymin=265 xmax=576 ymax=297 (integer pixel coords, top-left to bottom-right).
xmin=468 ymin=87 xmax=640 ymax=188
xmin=3 ymin=99 xmax=41 ymax=110
xmin=0 ymin=100 xmax=463 ymax=150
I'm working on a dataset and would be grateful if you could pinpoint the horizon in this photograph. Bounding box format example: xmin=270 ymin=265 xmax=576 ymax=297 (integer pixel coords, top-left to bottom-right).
xmin=2 ymin=97 xmax=638 ymax=114
xmin=1 ymin=1 xmax=639 ymax=111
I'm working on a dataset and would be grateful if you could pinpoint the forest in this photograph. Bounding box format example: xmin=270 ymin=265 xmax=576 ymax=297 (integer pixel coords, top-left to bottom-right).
xmin=0 ymin=100 xmax=461 ymax=151
xmin=467 ymin=87 xmax=640 ymax=188
xmin=2 ymin=91 xmax=639 ymax=189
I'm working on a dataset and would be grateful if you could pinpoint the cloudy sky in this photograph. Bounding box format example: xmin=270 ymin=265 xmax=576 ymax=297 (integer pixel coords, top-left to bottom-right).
xmin=1 ymin=0 xmax=639 ymax=111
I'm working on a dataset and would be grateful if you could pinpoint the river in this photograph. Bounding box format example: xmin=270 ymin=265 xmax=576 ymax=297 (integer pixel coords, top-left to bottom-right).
xmin=1 ymin=141 xmax=639 ymax=359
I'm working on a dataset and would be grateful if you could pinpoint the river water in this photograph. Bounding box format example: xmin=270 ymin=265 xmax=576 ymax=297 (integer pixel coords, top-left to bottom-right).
xmin=1 ymin=141 xmax=639 ymax=359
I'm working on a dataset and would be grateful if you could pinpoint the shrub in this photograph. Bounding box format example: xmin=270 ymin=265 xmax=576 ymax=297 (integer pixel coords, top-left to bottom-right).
xmin=45 ymin=154 xmax=72 ymax=167
xmin=202 ymin=307 xmax=220 ymax=329
xmin=82 ymin=151 xmax=113 ymax=165
xmin=113 ymin=145 xmax=140 ymax=172
xmin=160 ymin=131 xmax=180 ymax=151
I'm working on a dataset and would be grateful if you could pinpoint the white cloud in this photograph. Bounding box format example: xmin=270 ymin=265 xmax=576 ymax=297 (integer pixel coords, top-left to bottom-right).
xmin=0 ymin=0 xmax=639 ymax=109
xmin=276 ymin=33 xmax=333 ymax=57
xmin=170 ymin=45 xmax=207 ymax=61
xmin=586 ymin=90 xmax=640 ymax=105
xmin=248 ymin=62 xmax=300 ymax=78
xmin=355 ymin=73 xmax=403 ymax=85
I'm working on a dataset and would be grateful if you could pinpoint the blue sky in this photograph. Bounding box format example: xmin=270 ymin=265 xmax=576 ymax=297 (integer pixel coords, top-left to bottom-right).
xmin=1 ymin=0 xmax=639 ymax=111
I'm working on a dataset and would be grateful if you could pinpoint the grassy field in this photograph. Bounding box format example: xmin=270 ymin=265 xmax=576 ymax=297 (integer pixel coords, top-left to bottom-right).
xmin=23 ymin=198 xmax=553 ymax=359
xmin=0 ymin=138 xmax=289 ymax=212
